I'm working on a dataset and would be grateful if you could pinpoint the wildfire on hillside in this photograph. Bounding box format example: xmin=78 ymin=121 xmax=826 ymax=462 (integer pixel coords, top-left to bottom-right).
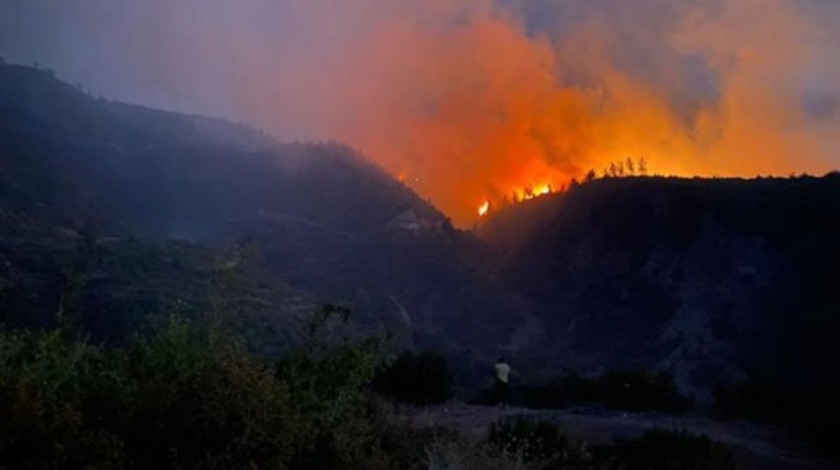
xmin=514 ymin=184 xmax=553 ymax=202
xmin=475 ymin=157 xmax=655 ymax=218
xmin=54 ymin=0 xmax=837 ymax=227
xmin=477 ymin=182 xmax=554 ymax=217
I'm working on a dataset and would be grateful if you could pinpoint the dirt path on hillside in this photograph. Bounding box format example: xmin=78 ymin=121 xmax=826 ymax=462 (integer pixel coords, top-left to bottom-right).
xmin=398 ymin=403 xmax=838 ymax=470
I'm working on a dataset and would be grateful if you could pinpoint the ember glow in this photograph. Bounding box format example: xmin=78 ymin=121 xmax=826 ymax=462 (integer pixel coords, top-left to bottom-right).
xmin=4 ymin=0 xmax=839 ymax=226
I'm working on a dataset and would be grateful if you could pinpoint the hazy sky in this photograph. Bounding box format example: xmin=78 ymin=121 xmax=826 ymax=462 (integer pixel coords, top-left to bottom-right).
xmin=2 ymin=0 xmax=839 ymax=223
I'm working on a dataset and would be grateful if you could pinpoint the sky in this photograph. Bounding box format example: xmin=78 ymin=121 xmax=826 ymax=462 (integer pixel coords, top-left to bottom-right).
xmin=2 ymin=0 xmax=839 ymax=224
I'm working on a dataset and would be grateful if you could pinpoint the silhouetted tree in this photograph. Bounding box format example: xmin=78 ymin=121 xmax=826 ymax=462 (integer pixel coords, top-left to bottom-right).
xmin=616 ymin=161 xmax=626 ymax=177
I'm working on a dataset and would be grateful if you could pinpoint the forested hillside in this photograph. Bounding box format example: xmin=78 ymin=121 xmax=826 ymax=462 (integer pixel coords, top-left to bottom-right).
xmin=0 ymin=63 xmax=523 ymax=383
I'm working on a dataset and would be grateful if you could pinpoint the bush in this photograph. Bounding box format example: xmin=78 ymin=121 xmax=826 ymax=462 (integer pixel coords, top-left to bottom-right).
xmin=519 ymin=370 xmax=692 ymax=413
xmin=611 ymin=429 xmax=739 ymax=470
xmin=484 ymin=419 xmax=740 ymax=470
xmin=0 ymin=322 xmax=741 ymax=470
xmin=486 ymin=416 xmax=594 ymax=467
xmin=0 ymin=315 xmax=392 ymax=469
xmin=425 ymin=432 xmax=546 ymax=470
xmin=713 ymin=381 xmax=792 ymax=423
xmin=517 ymin=373 xmax=596 ymax=409
xmin=123 ymin=317 xmax=299 ymax=468
xmin=0 ymin=318 xmax=302 ymax=469
xmin=797 ymin=390 xmax=840 ymax=461
xmin=373 ymin=351 xmax=452 ymax=405
xmin=274 ymin=340 xmax=380 ymax=468
xmin=594 ymin=371 xmax=692 ymax=413
xmin=713 ymin=381 xmax=840 ymax=462
xmin=0 ymin=329 xmax=128 ymax=468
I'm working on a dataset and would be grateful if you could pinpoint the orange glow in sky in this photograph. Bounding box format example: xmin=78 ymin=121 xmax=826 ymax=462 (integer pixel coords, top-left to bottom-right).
xmin=261 ymin=0 xmax=838 ymax=226
xmin=81 ymin=0 xmax=835 ymax=227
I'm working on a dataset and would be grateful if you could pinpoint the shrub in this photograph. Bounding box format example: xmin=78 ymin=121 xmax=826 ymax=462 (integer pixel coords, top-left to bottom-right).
xmin=517 ymin=373 xmax=596 ymax=409
xmin=274 ymin=341 xmax=380 ymax=468
xmin=519 ymin=371 xmax=692 ymax=414
xmin=486 ymin=416 xmax=593 ymax=467
xmin=0 ymin=321 xmax=739 ymax=470
xmin=373 ymin=351 xmax=452 ymax=405
xmin=790 ymin=385 xmax=840 ymax=462
xmin=714 ymin=382 xmax=840 ymax=462
xmin=123 ymin=317 xmax=299 ymax=469
xmin=425 ymin=433 xmax=540 ymax=470
xmin=0 ymin=318 xmax=303 ymax=469
xmin=0 ymin=329 xmax=128 ymax=468
xmin=594 ymin=370 xmax=692 ymax=413
xmin=611 ymin=429 xmax=739 ymax=470
xmin=484 ymin=419 xmax=740 ymax=470
xmin=0 ymin=315 xmax=389 ymax=469
xmin=713 ymin=381 xmax=792 ymax=423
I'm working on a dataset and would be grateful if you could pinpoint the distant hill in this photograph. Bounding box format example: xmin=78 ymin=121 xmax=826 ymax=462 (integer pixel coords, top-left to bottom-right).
xmin=0 ymin=63 xmax=525 ymax=386
xmin=0 ymin=62 xmax=442 ymax=237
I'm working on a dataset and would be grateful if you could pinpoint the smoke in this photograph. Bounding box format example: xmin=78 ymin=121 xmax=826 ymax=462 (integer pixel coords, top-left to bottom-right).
xmin=2 ymin=0 xmax=839 ymax=224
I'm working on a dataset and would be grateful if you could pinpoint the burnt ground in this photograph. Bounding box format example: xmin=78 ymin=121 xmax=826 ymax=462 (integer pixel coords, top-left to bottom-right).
xmin=398 ymin=403 xmax=839 ymax=470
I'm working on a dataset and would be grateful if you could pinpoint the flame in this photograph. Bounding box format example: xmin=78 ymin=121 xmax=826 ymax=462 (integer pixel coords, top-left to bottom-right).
xmin=512 ymin=183 xmax=553 ymax=202
xmin=476 ymin=182 xmax=555 ymax=219
xmin=477 ymin=200 xmax=490 ymax=217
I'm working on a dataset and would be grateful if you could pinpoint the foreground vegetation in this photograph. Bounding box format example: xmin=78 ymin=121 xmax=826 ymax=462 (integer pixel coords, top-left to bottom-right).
xmin=0 ymin=313 xmax=744 ymax=470
xmin=0 ymin=313 xmax=424 ymax=469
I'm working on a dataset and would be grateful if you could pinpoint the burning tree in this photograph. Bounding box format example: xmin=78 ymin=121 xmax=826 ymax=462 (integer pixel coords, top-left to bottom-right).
xmin=601 ymin=157 xmax=649 ymax=178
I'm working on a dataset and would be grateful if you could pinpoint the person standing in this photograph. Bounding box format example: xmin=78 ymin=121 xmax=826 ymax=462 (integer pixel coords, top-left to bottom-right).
xmin=493 ymin=356 xmax=511 ymax=406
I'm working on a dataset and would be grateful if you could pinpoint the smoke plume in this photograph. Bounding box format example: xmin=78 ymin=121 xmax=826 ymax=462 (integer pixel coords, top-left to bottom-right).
xmin=2 ymin=0 xmax=838 ymax=224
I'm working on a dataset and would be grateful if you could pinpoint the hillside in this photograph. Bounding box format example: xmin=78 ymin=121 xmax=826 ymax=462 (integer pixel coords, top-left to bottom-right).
xmin=0 ymin=63 xmax=524 ymax=380
xmin=482 ymin=176 xmax=840 ymax=406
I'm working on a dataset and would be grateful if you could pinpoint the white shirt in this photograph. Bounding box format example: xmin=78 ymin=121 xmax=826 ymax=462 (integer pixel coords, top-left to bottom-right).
xmin=495 ymin=362 xmax=511 ymax=383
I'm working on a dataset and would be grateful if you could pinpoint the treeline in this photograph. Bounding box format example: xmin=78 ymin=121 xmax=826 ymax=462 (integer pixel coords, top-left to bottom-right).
xmin=583 ymin=157 xmax=650 ymax=183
